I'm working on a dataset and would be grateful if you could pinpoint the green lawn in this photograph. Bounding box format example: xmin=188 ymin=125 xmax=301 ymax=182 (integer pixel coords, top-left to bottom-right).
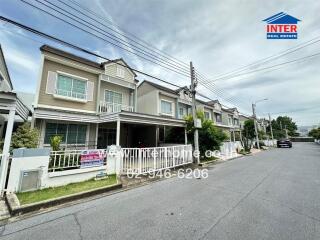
xmin=16 ymin=174 xmax=118 ymax=205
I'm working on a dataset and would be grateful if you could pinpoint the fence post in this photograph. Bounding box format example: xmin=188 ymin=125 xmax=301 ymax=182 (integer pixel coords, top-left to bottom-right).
xmin=138 ymin=148 xmax=142 ymax=175
xmin=153 ymin=148 xmax=156 ymax=171
xmin=165 ymin=147 xmax=168 ymax=169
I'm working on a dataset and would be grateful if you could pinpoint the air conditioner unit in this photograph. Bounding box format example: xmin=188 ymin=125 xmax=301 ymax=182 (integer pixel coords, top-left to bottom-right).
xmin=19 ymin=169 xmax=41 ymax=192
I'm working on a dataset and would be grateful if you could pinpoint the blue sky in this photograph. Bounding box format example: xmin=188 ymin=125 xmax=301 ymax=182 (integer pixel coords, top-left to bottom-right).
xmin=0 ymin=0 xmax=320 ymax=126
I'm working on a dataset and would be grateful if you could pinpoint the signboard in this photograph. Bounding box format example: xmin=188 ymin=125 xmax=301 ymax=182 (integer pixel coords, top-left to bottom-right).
xmin=80 ymin=149 xmax=106 ymax=168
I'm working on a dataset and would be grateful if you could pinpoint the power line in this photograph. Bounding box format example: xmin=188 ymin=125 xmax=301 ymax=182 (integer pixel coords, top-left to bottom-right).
xmin=67 ymin=0 xmax=189 ymax=68
xmin=204 ymin=35 xmax=320 ymax=83
xmin=0 ymin=15 xmax=184 ymax=89
xmin=57 ymin=0 xmax=190 ymax=70
xmin=20 ymin=0 xmax=190 ymax=78
xmin=42 ymin=0 xmax=190 ymax=74
xmin=199 ymin=51 xmax=320 ymax=83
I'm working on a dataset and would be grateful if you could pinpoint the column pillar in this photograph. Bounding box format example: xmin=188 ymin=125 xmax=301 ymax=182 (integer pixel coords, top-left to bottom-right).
xmin=116 ymin=119 xmax=121 ymax=146
xmin=184 ymin=127 xmax=188 ymax=145
xmin=0 ymin=109 xmax=15 ymax=196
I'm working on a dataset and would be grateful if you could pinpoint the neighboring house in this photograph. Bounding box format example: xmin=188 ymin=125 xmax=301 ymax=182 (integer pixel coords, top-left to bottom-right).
xmin=0 ymin=45 xmax=31 ymax=192
xmin=33 ymin=45 xmax=186 ymax=149
xmin=221 ymin=107 xmax=241 ymax=141
xmin=239 ymin=114 xmax=252 ymax=129
xmin=138 ymin=80 xmax=238 ymax=142
xmin=0 ymin=45 xmax=31 ymax=153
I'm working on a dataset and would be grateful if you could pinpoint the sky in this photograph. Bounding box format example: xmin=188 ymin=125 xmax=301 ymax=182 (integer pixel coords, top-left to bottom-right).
xmin=0 ymin=0 xmax=319 ymax=126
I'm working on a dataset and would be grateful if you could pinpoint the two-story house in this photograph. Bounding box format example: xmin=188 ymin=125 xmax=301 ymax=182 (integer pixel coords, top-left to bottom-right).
xmin=137 ymin=80 xmax=238 ymax=143
xmin=32 ymin=45 xmax=186 ymax=149
xmin=221 ymin=107 xmax=241 ymax=141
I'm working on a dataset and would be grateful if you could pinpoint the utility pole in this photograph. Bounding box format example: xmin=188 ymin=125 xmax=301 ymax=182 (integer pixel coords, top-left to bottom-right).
xmin=252 ymin=103 xmax=260 ymax=149
xmin=285 ymin=125 xmax=289 ymax=139
xmin=190 ymin=62 xmax=200 ymax=164
xmin=268 ymin=113 xmax=274 ymax=140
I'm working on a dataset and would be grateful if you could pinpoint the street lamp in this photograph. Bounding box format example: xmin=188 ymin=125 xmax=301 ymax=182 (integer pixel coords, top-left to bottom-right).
xmin=252 ymin=98 xmax=268 ymax=149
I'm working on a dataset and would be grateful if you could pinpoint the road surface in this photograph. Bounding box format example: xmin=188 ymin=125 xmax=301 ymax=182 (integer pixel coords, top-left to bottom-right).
xmin=1 ymin=143 xmax=320 ymax=240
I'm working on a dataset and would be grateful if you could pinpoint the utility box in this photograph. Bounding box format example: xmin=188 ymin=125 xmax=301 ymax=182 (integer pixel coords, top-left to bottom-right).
xmin=19 ymin=169 xmax=41 ymax=192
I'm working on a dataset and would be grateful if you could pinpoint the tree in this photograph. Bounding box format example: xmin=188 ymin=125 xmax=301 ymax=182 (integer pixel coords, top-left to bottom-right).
xmin=11 ymin=122 xmax=39 ymax=149
xmin=185 ymin=110 xmax=228 ymax=157
xmin=242 ymin=119 xmax=255 ymax=152
xmin=309 ymin=127 xmax=320 ymax=140
xmin=269 ymin=116 xmax=297 ymax=139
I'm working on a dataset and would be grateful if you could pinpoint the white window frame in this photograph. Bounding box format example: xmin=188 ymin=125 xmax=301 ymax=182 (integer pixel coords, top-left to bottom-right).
xmin=160 ymin=99 xmax=174 ymax=116
xmin=43 ymin=121 xmax=89 ymax=146
xmin=104 ymin=89 xmax=123 ymax=104
xmin=116 ymin=66 xmax=125 ymax=78
xmin=204 ymin=110 xmax=211 ymax=120
xmin=54 ymin=71 xmax=88 ymax=102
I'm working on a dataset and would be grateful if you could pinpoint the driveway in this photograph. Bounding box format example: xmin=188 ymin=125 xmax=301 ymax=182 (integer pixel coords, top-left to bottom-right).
xmin=1 ymin=143 xmax=320 ymax=240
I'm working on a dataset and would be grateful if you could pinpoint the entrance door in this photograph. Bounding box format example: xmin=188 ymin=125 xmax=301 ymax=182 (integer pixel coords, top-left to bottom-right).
xmin=97 ymin=128 xmax=116 ymax=149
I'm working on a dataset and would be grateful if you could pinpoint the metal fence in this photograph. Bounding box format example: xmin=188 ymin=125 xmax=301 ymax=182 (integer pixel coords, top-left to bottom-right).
xmin=99 ymin=101 xmax=134 ymax=113
xmin=49 ymin=149 xmax=107 ymax=172
xmin=121 ymin=145 xmax=193 ymax=175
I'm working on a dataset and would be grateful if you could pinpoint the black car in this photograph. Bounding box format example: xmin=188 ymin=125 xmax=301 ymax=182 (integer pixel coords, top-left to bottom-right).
xmin=277 ymin=139 xmax=292 ymax=148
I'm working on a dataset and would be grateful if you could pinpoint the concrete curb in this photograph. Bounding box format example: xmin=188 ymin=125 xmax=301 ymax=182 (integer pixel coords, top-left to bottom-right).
xmin=5 ymin=183 xmax=122 ymax=216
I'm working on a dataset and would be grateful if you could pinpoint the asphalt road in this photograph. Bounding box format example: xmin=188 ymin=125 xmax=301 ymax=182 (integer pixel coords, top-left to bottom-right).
xmin=1 ymin=142 xmax=320 ymax=240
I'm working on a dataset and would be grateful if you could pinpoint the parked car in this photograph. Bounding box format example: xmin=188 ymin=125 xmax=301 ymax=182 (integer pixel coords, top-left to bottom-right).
xmin=277 ymin=139 xmax=292 ymax=148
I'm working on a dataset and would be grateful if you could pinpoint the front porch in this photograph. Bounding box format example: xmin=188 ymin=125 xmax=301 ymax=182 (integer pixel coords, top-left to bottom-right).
xmin=98 ymin=111 xmax=188 ymax=149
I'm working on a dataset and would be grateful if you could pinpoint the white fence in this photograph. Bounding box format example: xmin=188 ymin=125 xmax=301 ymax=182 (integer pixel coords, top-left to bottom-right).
xmin=220 ymin=141 xmax=241 ymax=160
xmin=262 ymin=139 xmax=277 ymax=147
xmin=122 ymin=145 xmax=193 ymax=175
xmin=99 ymin=101 xmax=134 ymax=113
xmin=49 ymin=149 xmax=107 ymax=172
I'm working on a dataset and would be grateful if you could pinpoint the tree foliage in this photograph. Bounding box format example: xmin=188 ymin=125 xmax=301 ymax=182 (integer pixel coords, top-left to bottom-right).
xmin=11 ymin=122 xmax=39 ymax=149
xmin=185 ymin=110 xmax=228 ymax=157
xmin=242 ymin=119 xmax=255 ymax=152
xmin=269 ymin=116 xmax=297 ymax=138
xmin=309 ymin=127 xmax=320 ymax=139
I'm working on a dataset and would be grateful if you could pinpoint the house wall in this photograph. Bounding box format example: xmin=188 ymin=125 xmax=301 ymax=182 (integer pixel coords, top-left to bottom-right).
xmin=38 ymin=59 xmax=99 ymax=112
xmin=100 ymin=81 xmax=132 ymax=107
xmin=159 ymin=93 xmax=176 ymax=117
xmin=104 ymin=61 xmax=135 ymax=84
xmin=0 ymin=54 xmax=12 ymax=92
xmin=137 ymin=83 xmax=158 ymax=115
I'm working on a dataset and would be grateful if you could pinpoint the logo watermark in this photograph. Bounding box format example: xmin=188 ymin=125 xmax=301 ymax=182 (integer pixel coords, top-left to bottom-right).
xmin=263 ymin=12 xmax=301 ymax=39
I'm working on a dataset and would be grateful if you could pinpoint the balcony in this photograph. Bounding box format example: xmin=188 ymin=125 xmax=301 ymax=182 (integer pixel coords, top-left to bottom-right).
xmin=99 ymin=101 xmax=134 ymax=113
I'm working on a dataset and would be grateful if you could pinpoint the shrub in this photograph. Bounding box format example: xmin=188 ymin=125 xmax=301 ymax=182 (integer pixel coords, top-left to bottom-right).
xmin=50 ymin=135 xmax=63 ymax=151
xmin=11 ymin=122 xmax=39 ymax=150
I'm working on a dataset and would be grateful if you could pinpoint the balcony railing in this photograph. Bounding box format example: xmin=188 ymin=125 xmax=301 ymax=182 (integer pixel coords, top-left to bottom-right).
xmin=55 ymin=89 xmax=87 ymax=100
xmin=99 ymin=101 xmax=134 ymax=113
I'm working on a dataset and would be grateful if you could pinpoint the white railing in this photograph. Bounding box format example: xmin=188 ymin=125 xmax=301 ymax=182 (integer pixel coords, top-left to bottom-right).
xmin=55 ymin=89 xmax=87 ymax=100
xmin=49 ymin=149 xmax=107 ymax=171
xmin=122 ymin=145 xmax=193 ymax=175
xmin=220 ymin=141 xmax=242 ymax=160
xmin=100 ymin=101 xmax=134 ymax=113
xmin=262 ymin=139 xmax=277 ymax=147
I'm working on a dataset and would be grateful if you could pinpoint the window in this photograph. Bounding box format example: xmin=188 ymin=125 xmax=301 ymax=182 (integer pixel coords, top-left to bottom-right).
xmin=116 ymin=66 xmax=125 ymax=78
xmin=105 ymin=90 xmax=122 ymax=104
xmin=234 ymin=118 xmax=239 ymax=126
xmin=179 ymin=106 xmax=188 ymax=118
xmin=228 ymin=115 xmax=233 ymax=125
xmin=56 ymin=74 xmax=87 ymax=100
xmin=44 ymin=123 xmax=87 ymax=144
xmin=204 ymin=111 xmax=211 ymax=120
xmin=161 ymin=100 xmax=173 ymax=115
xmin=215 ymin=113 xmax=222 ymax=123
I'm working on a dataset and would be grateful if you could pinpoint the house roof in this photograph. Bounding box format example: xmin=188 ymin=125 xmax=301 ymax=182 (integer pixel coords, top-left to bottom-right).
xmin=102 ymin=58 xmax=137 ymax=77
xmin=40 ymin=45 xmax=138 ymax=79
xmin=139 ymin=80 xmax=179 ymax=95
xmin=263 ymin=12 xmax=301 ymax=24
xmin=0 ymin=45 xmax=13 ymax=90
xmin=40 ymin=45 xmax=103 ymax=69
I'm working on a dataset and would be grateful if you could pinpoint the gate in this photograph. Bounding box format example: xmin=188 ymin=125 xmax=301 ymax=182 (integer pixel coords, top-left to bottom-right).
xmin=121 ymin=144 xmax=193 ymax=175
